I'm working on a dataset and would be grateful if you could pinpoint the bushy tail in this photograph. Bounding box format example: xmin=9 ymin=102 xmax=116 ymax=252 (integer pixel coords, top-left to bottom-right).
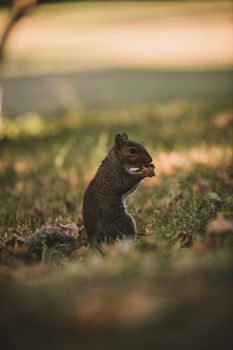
xmin=8 ymin=223 xmax=84 ymax=261
xmin=28 ymin=224 xmax=81 ymax=259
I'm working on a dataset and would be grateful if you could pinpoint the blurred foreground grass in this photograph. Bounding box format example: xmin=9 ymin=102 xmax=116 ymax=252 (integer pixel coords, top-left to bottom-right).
xmin=0 ymin=99 xmax=233 ymax=349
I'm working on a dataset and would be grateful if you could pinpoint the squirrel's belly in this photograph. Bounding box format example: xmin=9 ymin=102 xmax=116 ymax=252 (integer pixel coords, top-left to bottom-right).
xmin=121 ymin=183 xmax=139 ymax=202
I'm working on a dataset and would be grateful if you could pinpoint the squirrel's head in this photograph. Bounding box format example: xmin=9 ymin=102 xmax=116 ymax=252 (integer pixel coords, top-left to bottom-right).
xmin=114 ymin=133 xmax=153 ymax=167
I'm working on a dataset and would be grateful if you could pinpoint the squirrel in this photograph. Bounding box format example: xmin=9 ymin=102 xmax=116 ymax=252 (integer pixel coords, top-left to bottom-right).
xmin=83 ymin=132 xmax=155 ymax=242
xmin=12 ymin=133 xmax=155 ymax=260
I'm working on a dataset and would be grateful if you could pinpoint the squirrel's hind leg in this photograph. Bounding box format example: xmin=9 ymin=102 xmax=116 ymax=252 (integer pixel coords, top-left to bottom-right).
xmin=95 ymin=214 xmax=136 ymax=243
xmin=115 ymin=214 xmax=136 ymax=240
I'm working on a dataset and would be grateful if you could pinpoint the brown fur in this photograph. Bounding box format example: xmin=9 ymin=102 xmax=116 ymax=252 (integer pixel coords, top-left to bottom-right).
xmin=83 ymin=133 xmax=155 ymax=242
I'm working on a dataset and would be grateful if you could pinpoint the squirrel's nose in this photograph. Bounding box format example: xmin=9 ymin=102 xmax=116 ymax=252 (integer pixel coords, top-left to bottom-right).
xmin=146 ymin=156 xmax=153 ymax=164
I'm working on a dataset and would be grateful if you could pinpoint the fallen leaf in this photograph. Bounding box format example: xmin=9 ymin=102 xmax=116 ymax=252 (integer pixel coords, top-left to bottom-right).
xmin=207 ymin=215 xmax=233 ymax=235
xmin=212 ymin=111 xmax=233 ymax=128
xmin=9 ymin=246 xmax=30 ymax=259
xmin=192 ymin=178 xmax=211 ymax=193
xmin=192 ymin=237 xmax=217 ymax=254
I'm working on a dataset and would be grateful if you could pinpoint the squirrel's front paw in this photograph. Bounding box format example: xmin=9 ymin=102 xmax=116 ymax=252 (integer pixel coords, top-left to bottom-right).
xmin=141 ymin=163 xmax=155 ymax=178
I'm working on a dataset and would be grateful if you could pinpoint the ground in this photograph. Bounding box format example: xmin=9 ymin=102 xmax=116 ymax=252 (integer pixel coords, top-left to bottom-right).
xmin=0 ymin=99 xmax=233 ymax=350
xmin=0 ymin=1 xmax=233 ymax=349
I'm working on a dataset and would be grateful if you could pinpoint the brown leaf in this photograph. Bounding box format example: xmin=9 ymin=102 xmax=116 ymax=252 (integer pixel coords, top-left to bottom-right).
xmin=212 ymin=111 xmax=233 ymax=129
xmin=192 ymin=178 xmax=211 ymax=193
xmin=207 ymin=215 xmax=233 ymax=235
xmin=10 ymin=246 xmax=29 ymax=259
xmin=192 ymin=237 xmax=217 ymax=254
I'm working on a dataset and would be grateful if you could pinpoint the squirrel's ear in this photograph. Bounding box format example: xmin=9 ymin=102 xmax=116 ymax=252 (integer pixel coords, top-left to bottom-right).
xmin=121 ymin=133 xmax=128 ymax=141
xmin=115 ymin=134 xmax=123 ymax=149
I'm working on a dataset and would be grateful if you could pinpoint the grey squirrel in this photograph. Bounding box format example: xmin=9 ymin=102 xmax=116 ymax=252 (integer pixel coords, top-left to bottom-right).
xmin=22 ymin=133 xmax=155 ymax=259
xmin=83 ymin=133 xmax=155 ymax=242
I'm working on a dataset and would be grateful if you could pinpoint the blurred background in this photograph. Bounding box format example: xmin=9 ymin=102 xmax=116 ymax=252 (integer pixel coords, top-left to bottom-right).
xmin=0 ymin=0 xmax=232 ymax=116
xmin=0 ymin=2 xmax=233 ymax=350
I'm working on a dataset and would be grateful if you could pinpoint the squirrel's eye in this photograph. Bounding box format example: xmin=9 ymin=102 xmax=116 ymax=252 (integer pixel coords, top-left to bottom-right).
xmin=129 ymin=147 xmax=137 ymax=154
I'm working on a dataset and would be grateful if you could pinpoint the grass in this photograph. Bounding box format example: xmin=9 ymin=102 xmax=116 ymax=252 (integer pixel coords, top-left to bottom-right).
xmin=0 ymin=2 xmax=232 ymax=347
xmin=0 ymin=98 xmax=233 ymax=349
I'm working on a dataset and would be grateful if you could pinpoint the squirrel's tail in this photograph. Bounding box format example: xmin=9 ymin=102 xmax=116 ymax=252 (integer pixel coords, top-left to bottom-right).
xmin=7 ymin=223 xmax=84 ymax=261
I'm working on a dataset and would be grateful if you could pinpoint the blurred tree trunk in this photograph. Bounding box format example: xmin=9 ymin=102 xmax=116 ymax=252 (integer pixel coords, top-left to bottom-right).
xmin=0 ymin=0 xmax=37 ymax=60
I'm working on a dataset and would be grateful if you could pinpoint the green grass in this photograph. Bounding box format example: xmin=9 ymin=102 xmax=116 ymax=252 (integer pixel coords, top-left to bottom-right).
xmin=0 ymin=99 xmax=233 ymax=349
